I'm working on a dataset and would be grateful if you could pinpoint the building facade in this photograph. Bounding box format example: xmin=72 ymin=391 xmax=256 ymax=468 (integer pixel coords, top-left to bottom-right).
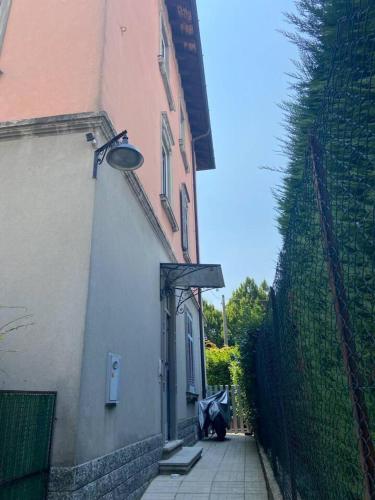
xmin=0 ymin=0 xmax=222 ymax=498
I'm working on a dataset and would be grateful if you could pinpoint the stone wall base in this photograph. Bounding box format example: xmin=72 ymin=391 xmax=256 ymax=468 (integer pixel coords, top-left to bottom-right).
xmin=177 ymin=417 xmax=198 ymax=446
xmin=48 ymin=434 xmax=163 ymax=499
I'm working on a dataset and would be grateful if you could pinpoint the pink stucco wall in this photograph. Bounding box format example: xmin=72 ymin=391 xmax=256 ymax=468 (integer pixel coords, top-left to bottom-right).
xmin=0 ymin=0 xmax=104 ymax=120
xmin=0 ymin=0 xmax=198 ymax=263
xmin=100 ymin=0 xmax=197 ymax=263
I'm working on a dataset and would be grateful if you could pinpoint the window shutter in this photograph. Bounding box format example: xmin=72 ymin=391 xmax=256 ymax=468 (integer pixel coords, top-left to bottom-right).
xmin=180 ymin=187 xmax=189 ymax=252
xmin=185 ymin=310 xmax=195 ymax=391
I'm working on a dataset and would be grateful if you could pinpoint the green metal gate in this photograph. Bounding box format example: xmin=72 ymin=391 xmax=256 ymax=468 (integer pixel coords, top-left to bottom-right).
xmin=0 ymin=391 xmax=56 ymax=500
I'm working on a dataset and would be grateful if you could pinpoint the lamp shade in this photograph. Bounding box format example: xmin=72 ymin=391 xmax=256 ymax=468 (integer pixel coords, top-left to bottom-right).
xmin=106 ymin=143 xmax=144 ymax=171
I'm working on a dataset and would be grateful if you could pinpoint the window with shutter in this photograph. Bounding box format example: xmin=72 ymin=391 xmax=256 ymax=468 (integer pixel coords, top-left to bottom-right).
xmin=180 ymin=184 xmax=190 ymax=258
xmin=185 ymin=309 xmax=195 ymax=392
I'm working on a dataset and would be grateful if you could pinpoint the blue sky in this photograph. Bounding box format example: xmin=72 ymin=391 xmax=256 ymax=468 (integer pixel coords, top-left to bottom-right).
xmin=196 ymin=0 xmax=298 ymax=308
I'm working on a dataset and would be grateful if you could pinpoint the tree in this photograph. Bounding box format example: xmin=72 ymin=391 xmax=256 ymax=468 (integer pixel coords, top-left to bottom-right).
xmin=203 ymin=300 xmax=223 ymax=347
xmin=204 ymin=279 xmax=268 ymax=410
xmin=226 ymin=278 xmax=268 ymax=345
xmin=205 ymin=345 xmax=239 ymax=386
xmin=225 ymin=278 xmax=269 ymax=425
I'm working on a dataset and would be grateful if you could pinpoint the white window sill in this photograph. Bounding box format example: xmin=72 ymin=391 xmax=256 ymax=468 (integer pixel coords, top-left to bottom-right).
xmin=179 ymin=139 xmax=190 ymax=172
xmin=158 ymin=56 xmax=175 ymax=111
xmin=160 ymin=194 xmax=179 ymax=232
xmin=186 ymin=389 xmax=199 ymax=404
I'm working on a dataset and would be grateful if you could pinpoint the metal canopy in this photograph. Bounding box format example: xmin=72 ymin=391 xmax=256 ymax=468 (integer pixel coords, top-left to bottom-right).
xmin=160 ymin=263 xmax=225 ymax=290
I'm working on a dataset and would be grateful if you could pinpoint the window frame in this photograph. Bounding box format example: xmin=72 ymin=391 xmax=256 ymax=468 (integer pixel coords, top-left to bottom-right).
xmin=160 ymin=113 xmax=179 ymax=232
xmin=160 ymin=112 xmax=174 ymax=201
xmin=160 ymin=20 xmax=169 ymax=78
xmin=179 ymin=105 xmax=185 ymax=145
xmin=179 ymin=103 xmax=190 ymax=172
xmin=158 ymin=13 xmax=175 ymax=111
xmin=162 ymin=142 xmax=171 ymax=200
xmin=0 ymin=0 xmax=12 ymax=56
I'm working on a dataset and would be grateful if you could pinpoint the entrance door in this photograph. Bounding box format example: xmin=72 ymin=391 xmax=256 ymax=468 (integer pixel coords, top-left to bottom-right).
xmin=161 ymin=299 xmax=176 ymax=442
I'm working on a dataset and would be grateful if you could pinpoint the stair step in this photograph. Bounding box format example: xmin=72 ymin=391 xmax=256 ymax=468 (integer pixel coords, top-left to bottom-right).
xmin=159 ymin=446 xmax=203 ymax=474
xmin=162 ymin=439 xmax=184 ymax=459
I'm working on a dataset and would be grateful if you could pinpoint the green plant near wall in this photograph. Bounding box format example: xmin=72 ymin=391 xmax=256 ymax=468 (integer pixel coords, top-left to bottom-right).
xmin=205 ymin=345 xmax=240 ymax=386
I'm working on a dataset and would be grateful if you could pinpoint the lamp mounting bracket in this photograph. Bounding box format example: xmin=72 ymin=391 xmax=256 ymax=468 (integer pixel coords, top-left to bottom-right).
xmin=92 ymin=130 xmax=128 ymax=179
xmin=175 ymin=287 xmax=217 ymax=315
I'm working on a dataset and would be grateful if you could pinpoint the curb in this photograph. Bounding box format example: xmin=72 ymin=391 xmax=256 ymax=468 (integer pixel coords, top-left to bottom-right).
xmin=256 ymin=440 xmax=283 ymax=500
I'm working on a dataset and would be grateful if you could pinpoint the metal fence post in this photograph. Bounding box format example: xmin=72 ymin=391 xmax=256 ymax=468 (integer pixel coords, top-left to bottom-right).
xmin=270 ymin=287 xmax=297 ymax=500
xmin=310 ymin=135 xmax=375 ymax=500
xmin=231 ymin=385 xmax=238 ymax=433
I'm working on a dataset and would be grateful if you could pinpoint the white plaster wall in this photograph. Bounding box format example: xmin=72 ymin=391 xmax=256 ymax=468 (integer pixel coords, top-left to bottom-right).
xmin=75 ymin=162 xmax=170 ymax=463
xmin=0 ymin=132 xmax=96 ymax=465
xmin=175 ymin=298 xmax=202 ymax=421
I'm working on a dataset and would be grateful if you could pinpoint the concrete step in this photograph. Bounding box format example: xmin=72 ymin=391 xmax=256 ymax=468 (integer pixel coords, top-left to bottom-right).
xmin=162 ymin=439 xmax=184 ymax=459
xmin=159 ymin=446 xmax=203 ymax=474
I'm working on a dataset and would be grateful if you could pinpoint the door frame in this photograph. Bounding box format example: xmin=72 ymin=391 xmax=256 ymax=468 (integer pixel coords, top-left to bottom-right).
xmin=161 ymin=294 xmax=177 ymax=442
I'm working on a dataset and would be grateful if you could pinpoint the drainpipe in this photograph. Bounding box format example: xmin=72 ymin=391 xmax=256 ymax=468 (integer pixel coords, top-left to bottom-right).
xmin=192 ymin=129 xmax=211 ymax=398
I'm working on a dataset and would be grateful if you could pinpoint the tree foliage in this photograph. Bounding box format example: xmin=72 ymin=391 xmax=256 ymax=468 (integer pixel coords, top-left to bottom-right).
xmin=253 ymin=1 xmax=375 ymax=497
xmin=226 ymin=278 xmax=268 ymax=345
xmin=202 ymin=300 xmax=223 ymax=347
xmin=224 ymin=278 xmax=269 ymax=423
xmin=276 ymin=0 xmax=358 ymax=235
xmin=205 ymin=345 xmax=239 ymax=386
xmin=204 ymin=277 xmax=268 ymax=424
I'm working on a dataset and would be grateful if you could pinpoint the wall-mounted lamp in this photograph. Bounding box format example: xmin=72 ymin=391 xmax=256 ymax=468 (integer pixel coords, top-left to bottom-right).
xmin=92 ymin=130 xmax=144 ymax=179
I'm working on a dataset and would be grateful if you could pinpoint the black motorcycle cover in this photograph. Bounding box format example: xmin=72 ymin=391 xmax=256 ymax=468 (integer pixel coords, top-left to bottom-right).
xmin=198 ymin=390 xmax=230 ymax=430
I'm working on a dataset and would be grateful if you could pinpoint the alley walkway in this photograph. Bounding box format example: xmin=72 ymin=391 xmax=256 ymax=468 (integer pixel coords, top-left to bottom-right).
xmin=142 ymin=434 xmax=268 ymax=500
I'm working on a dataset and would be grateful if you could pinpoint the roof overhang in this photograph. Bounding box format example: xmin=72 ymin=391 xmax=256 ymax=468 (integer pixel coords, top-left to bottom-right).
xmin=160 ymin=263 xmax=225 ymax=290
xmin=165 ymin=0 xmax=216 ymax=171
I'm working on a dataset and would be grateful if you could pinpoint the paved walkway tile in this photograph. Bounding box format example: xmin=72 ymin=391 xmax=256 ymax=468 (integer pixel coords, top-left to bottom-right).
xmin=142 ymin=434 xmax=267 ymax=500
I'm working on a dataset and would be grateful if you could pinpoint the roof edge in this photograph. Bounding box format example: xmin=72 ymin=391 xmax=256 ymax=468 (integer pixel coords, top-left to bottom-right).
xmin=166 ymin=0 xmax=216 ymax=171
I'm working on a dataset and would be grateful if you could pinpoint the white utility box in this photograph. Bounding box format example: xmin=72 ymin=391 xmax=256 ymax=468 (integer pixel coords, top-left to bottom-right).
xmin=106 ymin=353 xmax=121 ymax=404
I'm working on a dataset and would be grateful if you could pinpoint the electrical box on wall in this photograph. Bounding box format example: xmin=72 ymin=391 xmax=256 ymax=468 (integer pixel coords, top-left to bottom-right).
xmin=106 ymin=353 xmax=121 ymax=404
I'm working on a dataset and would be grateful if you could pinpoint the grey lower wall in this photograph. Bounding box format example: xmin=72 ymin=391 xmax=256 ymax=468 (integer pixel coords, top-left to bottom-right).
xmin=178 ymin=417 xmax=198 ymax=446
xmin=48 ymin=434 xmax=163 ymax=499
xmin=0 ymin=130 xmax=96 ymax=465
xmin=75 ymin=154 xmax=171 ymax=463
xmin=0 ymin=114 xmax=204 ymax=490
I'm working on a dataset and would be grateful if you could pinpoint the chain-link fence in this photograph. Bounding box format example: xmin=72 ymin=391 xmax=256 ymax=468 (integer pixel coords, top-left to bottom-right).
xmin=255 ymin=2 xmax=375 ymax=499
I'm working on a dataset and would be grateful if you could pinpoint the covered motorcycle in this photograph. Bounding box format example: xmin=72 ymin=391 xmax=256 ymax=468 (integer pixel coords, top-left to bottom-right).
xmin=198 ymin=390 xmax=230 ymax=441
